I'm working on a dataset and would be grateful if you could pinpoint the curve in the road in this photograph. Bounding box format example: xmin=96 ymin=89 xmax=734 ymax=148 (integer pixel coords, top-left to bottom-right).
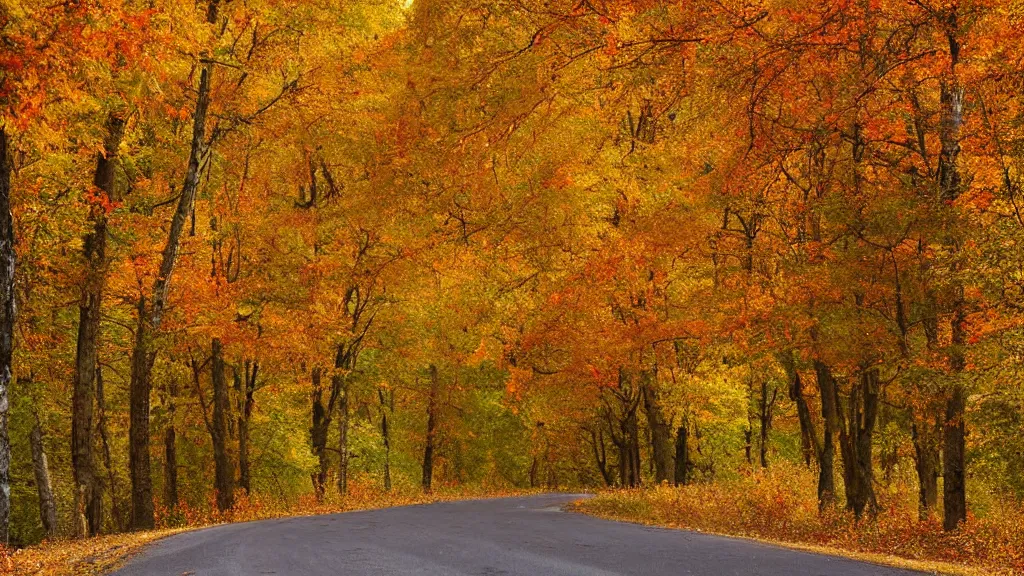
xmin=113 ymin=493 xmax=922 ymax=576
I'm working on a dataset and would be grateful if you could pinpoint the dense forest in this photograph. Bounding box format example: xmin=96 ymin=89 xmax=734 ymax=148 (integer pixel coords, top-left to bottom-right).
xmin=2 ymin=0 xmax=1024 ymax=552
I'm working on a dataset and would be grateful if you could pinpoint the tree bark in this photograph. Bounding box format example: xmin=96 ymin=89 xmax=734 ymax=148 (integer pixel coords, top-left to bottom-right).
xmin=72 ymin=113 xmax=124 ymax=537
xmin=211 ymin=338 xmax=234 ymax=512
xmin=836 ymin=367 xmax=879 ymax=519
xmin=378 ymin=386 xmax=391 ymax=492
xmin=163 ymin=420 xmax=177 ymax=511
xmin=943 ymin=378 xmax=967 ymax=530
xmin=422 ymin=364 xmax=439 ymax=492
xmin=623 ymin=404 xmax=641 ymax=487
xmin=911 ymin=414 xmax=940 ymax=519
xmin=310 ymin=367 xmax=329 ymax=500
xmin=606 ymin=369 xmax=642 ymax=487
xmin=30 ymin=420 xmax=57 ymax=538
xmin=814 ymin=360 xmax=838 ymax=511
xmin=674 ymin=423 xmax=690 ymax=486
xmin=96 ymin=364 xmax=121 ymax=531
xmin=237 ymin=360 xmax=257 ymax=495
xmin=0 ymin=126 xmax=16 ymax=546
xmin=943 ymin=306 xmax=968 ymax=529
xmin=128 ymin=1 xmax=220 ymax=531
xmin=780 ymin=354 xmax=819 ymax=470
xmin=336 ymin=379 xmax=349 ymax=497
xmin=128 ymin=295 xmax=155 ymax=530
xmin=588 ymin=426 xmax=614 ymax=486
xmin=162 ymin=370 xmax=178 ymax=511
xmin=936 ymin=8 xmax=968 ymax=532
xmin=640 ymin=369 xmax=673 ymax=484
xmin=757 ymin=378 xmax=777 ymax=469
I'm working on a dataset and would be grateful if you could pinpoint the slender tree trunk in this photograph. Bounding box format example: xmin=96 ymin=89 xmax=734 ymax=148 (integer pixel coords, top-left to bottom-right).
xmin=836 ymin=366 xmax=880 ymax=520
xmin=674 ymin=424 xmax=689 ymax=486
xmin=211 ymin=338 xmax=234 ymax=512
xmin=943 ymin=305 xmax=968 ymax=531
xmin=378 ymin=387 xmax=391 ymax=492
xmin=943 ymin=379 xmax=967 ymax=530
xmin=640 ymin=369 xmax=673 ymax=484
xmin=128 ymin=295 xmax=155 ymax=530
xmin=853 ymin=368 xmax=880 ymax=518
xmin=163 ymin=420 xmax=177 ymax=511
xmin=336 ymin=382 xmax=349 ymax=497
xmin=757 ymin=379 xmax=777 ymax=469
xmin=30 ymin=420 xmax=57 ymax=538
xmin=128 ymin=1 xmax=220 ymax=531
xmin=422 ymin=364 xmax=439 ymax=492
xmin=72 ymin=114 xmax=125 ymax=537
xmin=622 ymin=399 xmax=641 ymax=487
xmin=911 ymin=415 xmax=940 ymax=519
xmin=743 ymin=427 xmax=752 ymax=466
xmin=0 ymin=126 xmax=16 ymax=545
xmin=309 ymin=367 xmax=329 ymax=500
xmin=814 ymin=360 xmax=837 ymax=511
xmin=936 ymin=9 xmax=968 ymax=532
xmin=97 ymin=364 xmax=120 ymax=530
xmin=237 ymin=360 xmax=256 ymax=495
xmin=781 ymin=354 xmax=819 ymax=470
xmin=588 ymin=427 xmax=613 ymax=486
xmin=163 ymin=371 xmax=178 ymax=511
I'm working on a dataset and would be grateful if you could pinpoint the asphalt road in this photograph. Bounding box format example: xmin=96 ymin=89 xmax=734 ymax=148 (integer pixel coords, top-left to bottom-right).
xmin=113 ymin=494 xmax=922 ymax=576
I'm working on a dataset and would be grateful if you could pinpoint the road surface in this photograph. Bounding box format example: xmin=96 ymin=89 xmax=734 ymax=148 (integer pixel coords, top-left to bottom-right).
xmin=113 ymin=493 xmax=921 ymax=575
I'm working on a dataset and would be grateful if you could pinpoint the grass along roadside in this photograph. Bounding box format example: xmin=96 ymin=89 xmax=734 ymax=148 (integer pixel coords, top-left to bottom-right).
xmin=2 ymin=484 xmax=544 ymax=576
xmin=570 ymin=471 xmax=1024 ymax=576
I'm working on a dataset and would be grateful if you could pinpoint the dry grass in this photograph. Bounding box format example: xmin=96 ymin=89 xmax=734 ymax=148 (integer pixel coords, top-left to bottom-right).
xmin=572 ymin=468 xmax=1024 ymax=576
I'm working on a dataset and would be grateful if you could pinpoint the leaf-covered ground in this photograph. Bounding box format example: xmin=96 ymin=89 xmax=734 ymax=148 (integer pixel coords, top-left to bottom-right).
xmin=572 ymin=470 xmax=1024 ymax=576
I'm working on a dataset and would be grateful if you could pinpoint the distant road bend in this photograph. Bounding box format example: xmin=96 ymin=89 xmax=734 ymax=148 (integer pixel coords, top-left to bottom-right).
xmin=114 ymin=494 xmax=921 ymax=576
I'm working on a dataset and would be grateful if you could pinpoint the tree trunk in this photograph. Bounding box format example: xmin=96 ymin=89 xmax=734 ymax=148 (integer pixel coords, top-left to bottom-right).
xmin=163 ymin=421 xmax=177 ymax=511
xmin=72 ymin=114 xmax=125 ymax=537
xmin=128 ymin=1 xmax=220 ymax=531
xmin=757 ymin=378 xmax=777 ymax=469
xmin=96 ymin=364 xmax=121 ymax=531
xmin=621 ymin=397 xmax=641 ymax=487
xmin=814 ymin=360 xmax=837 ymax=511
xmin=237 ymin=360 xmax=257 ymax=495
xmin=837 ymin=367 xmax=880 ymax=520
xmin=911 ymin=415 xmax=940 ymax=519
xmin=128 ymin=295 xmax=155 ymax=530
xmin=780 ymin=354 xmax=819 ymax=470
xmin=943 ymin=379 xmax=966 ymax=530
xmin=936 ymin=10 xmax=967 ymax=532
xmin=378 ymin=386 xmax=391 ymax=492
xmin=422 ymin=364 xmax=439 ymax=492
xmin=588 ymin=427 xmax=614 ymax=486
xmin=674 ymin=424 xmax=690 ymax=486
xmin=309 ymin=367 xmax=329 ymax=500
xmin=0 ymin=126 xmax=16 ymax=546
xmin=607 ymin=369 xmax=642 ymax=487
xmin=853 ymin=368 xmax=880 ymax=518
xmin=30 ymin=420 xmax=57 ymax=538
xmin=162 ymin=371 xmax=178 ymax=511
xmin=640 ymin=369 xmax=673 ymax=484
xmin=336 ymin=379 xmax=349 ymax=497
xmin=211 ymin=338 xmax=234 ymax=513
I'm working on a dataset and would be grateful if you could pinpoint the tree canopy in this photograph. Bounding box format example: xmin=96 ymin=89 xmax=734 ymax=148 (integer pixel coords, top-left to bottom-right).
xmin=2 ymin=0 xmax=1024 ymax=553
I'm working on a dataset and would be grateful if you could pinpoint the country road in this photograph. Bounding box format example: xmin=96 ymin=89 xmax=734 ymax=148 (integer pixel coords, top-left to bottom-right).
xmin=112 ymin=494 xmax=921 ymax=576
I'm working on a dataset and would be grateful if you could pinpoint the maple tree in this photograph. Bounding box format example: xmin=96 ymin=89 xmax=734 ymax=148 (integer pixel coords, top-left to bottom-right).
xmin=1 ymin=2 xmax=1024 ymax=574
